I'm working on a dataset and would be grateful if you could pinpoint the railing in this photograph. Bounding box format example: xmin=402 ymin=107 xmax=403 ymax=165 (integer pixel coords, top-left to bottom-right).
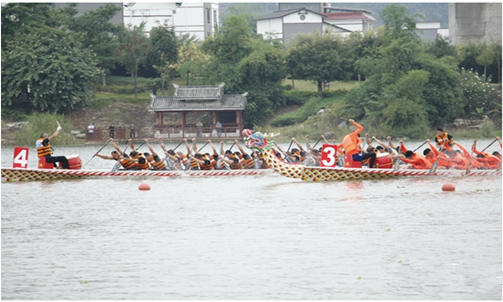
xmin=86 ymin=126 xmax=243 ymax=142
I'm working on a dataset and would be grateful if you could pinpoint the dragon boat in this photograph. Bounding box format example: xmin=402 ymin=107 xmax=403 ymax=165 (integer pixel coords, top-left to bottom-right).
xmin=1 ymin=152 xmax=272 ymax=182
xmin=242 ymin=129 xmax=502 ymax=181
xmin=1 ymin=167 xmax=273 ymax=182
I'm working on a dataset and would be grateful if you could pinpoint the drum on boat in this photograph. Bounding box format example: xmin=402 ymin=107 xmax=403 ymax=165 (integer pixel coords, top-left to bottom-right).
xmin=37 ymin=155 xmax=82 ymax=170
xmin=375 ymin=153 xmax=393 ymax=169
xmin=66 ymin=154 xmax=82 ymax=170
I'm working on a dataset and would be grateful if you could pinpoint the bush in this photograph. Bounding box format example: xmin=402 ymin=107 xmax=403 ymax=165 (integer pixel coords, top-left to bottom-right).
xmin=284 ymin=90 xmax=318 ymax=105
xmin=271 ymin=115 xmax=296 ymax=127
xmin=15 ymin=113 xmax=77 ymax=147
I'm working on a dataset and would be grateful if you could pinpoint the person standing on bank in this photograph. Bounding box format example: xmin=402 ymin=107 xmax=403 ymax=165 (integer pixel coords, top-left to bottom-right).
xmin=340 ymin=119 xmax=377 ymax=168
xmin=108 ymin=124 xmax=115 ymax=138
xmin=152 ymin=82 xmax=157 ymax=97
xmin=130 ymin=123 xmax=135 ymax=138
xmin=36 ymin=121 xmax=70 ymax=169
xmin=215 ymin=121 xmax=222 ymax=137
xmin=196 ymin=121 xmax=203 ymax=137
xmin=87 ymin=123 xmax=94 ymax=140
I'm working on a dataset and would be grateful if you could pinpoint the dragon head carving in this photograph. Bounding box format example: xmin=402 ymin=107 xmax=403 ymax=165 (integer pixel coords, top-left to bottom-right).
xmin=242 ymin=129 xmax=279 ymax=151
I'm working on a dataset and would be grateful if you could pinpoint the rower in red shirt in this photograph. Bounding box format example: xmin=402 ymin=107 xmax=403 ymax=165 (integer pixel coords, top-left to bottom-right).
xmin=471 ymin=139 xmax=502 ymax=169
xmin=398 ymin=142 xmax=431 ymax=169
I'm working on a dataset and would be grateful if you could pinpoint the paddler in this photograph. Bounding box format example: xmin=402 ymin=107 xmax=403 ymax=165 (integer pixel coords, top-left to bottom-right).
xmin=144 ymin=139 xmax=167 ymax=170
xmin=435 ymin=128 xmax=454 ymax=151
xmin=340 ymin=119 xmax=376 ymax=168
xmin=36 ymin=121 xmax=70 ymax=169
xmin=95 ymin=138 xmax=135 ymax=170
xmin=471 ymin=139 xmax=502 ymax=169
xmin=129 ymin=139 xmax=150 ymax=170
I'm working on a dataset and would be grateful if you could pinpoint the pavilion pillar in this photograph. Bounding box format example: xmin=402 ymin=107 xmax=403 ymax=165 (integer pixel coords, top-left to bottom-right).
xmin=180 ymin=111 xmax=186 ymax=134
xmin=236 ymin=111 xmax=243 ymax=134
xmin=212 ymin=111 xmax=218 ymax=125
xmin=155 ymin=112 xmax=163 ymax=126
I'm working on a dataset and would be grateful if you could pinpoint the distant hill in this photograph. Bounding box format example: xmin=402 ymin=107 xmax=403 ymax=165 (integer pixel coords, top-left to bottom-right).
xmin=219 ymin=3 xmax=449 ymax=29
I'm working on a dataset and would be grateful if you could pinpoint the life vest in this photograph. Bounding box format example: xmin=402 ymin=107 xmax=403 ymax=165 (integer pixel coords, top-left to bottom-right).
xmin=119 ymin=158 xmax=135 ymax=170
xmin=436 ymin=132 xmax=452 ymax=149
xmin=150 ymin=158 xmax=167 ymax=170
xmin=229 ymin=155 xmax=243 ymax=169
xmin=134 ymin=153 xmax=150 ymax=170
xmin=36 ymin=138 xmax=52 ymax=157
xmin=199 ymin=154 xmax=213 ymax=170
xmin=242 ymin=157 xmax=255 ymax=169
xmin=189 ymin=158 xmax=200 ymax=170
xmin=341 ymin=134 xmax=360 ymax=155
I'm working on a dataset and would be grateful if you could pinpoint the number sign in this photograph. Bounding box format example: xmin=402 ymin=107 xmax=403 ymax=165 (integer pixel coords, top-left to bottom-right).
xmin=321 ymin=144 xmax=338 ymax=168
xmin=13 ymin=147 xmax=29 ymax=168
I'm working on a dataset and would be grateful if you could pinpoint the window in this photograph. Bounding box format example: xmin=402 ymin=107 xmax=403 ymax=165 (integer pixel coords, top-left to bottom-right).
xmin=213 ymin=10 xmax=217 ymax=27
xmin=206 ymin=8 xmax=210 ymax=24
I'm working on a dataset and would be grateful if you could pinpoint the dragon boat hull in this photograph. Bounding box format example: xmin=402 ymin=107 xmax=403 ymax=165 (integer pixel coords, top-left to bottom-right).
xmin=1 ymin=168 xmax=274 ymax=182
xmin=2 ymin=166 xmax=500 ymax=182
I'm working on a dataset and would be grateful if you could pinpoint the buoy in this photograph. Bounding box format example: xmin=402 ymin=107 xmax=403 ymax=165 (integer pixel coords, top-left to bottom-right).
xmin=139 ymin=183 xmax=151 ymax=191
xmin=442 ymin=182 xmax=455 ymax=192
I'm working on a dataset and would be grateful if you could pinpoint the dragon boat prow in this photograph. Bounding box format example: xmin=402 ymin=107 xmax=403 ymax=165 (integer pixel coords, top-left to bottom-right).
xmin=242 ymin=129 xmax=502 ymax=181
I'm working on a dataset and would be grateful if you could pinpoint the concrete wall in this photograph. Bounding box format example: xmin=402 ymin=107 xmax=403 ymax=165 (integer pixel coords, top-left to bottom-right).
xmin=283 ymin=23 xmax=323 ymax=44
xmin=449 ymin=3 xmax=502 ymax=45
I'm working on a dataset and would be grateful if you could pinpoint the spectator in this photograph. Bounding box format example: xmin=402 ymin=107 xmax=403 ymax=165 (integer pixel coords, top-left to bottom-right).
xmin=152 ymin=82 xmax=157 ymax=97
xmin=215 ymin=121 xmax=222 ymax=137
xmin=108 ymin=124 xmax=115 ymax=138
xmin=196 ymin=121 xmax=203 ymax=137
xmin=130 ymin=123 xmax=135 ymax=138
xmin=87 ymin=123 xmax=94 ymax=140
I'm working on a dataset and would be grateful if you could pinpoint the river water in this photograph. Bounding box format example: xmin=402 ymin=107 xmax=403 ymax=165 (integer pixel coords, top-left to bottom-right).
xmin=2 ymin=139 xmax=502 ymax=300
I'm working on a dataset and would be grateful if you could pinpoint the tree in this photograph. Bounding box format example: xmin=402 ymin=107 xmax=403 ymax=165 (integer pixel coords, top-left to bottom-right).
xmin=380 ymin=4 xmax=424 ymax=41
xmin=201 ymin=15 xmax=286 ymax=127
xmin=115 ymin=23 xmax=150 ymax=98
xmin=148 ymin=21 xmax=179 ymax=94
xmin=68 ymin=4 xmax=122 ymax=86
xmin=476 ymin=48 xmax=496 ymax=82
xmin=1 ymin=26 xmax=102 ymax=112
xmin=337 ymin=4 xmax=462 ymax=135
xmin=285 ymin=31 xmax=352 ymax=97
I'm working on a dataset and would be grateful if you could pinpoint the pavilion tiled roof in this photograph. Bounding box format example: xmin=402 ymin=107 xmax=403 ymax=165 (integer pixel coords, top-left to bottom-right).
xmin=172 ymin=83 xmax=225 ymax=101
xmin=149 ymin=83 xmax=248 ymax=112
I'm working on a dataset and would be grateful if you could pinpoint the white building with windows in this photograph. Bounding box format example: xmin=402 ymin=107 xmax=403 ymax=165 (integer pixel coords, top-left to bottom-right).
xmin=123 ymin=2 xmax=219 ymax=40
xmin=255 ymin=4 xmax=377 ymax=43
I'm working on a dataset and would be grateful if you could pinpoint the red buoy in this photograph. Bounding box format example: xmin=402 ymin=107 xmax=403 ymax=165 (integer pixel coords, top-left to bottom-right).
xmin=139 ymin=183 xmax=151 ymax=191
xmin=442 ymin=183 xmax=455 ymax=192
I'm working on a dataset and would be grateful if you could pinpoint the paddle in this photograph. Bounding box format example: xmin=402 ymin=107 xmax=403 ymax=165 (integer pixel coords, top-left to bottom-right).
xmin=428 ymin=158 xmax=439 ymax=174
xmin=286 ymin=140 xmax=294 ymax=152
xmin=172 ymin=141 xmax=183 ymax=151
xmin=481 ymin=138 xmax=498 ymax=152
xmin=413 ymin=140 xmax=428 ymax=152
xmin=82 ymin=140 xmax=111 ymax=169
xmin=135 ymin=141 xmax=146 ymax=151
xmin=312 ymin=137 xmax=323 ymax=149
xmin=228 ymin=142 xmax=236 ymax=151
xmin=198 ymin=141 xmax=209 ymax=152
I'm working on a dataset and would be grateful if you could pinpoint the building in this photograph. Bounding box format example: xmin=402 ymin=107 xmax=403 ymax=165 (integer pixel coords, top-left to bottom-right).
xmin=449 ymin=3 xmax=502 ymax=45
xmin=255 ymin=3 xmax=377 ymax=43
xmin=123 ymin=2 xmax=219 ymax=40
xmin=416 ymin=21 xmax=449 ymax=42
xmin=149 ymin=83 xmax=248 ymax=139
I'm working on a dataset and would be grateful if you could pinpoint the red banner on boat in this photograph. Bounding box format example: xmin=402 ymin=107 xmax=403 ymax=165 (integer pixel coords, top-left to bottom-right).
xmin=13 ymin=147 xmax=29 ymax=169
xmin=320 ymin=144 xmax=338 ymax=168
